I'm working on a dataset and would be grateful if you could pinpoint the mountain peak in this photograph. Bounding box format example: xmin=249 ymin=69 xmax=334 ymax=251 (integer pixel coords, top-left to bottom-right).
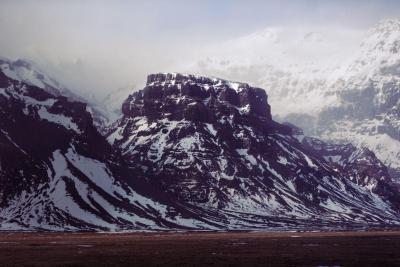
xmin=0 ymin=57 xmax=63 ymax=94
xmin=361 ymin=18 xmax=400 ymax=53
xmin=146 ymin=72 xmax=250 ymax=92
xmin=371 ymin=18 xmax=400 ymax=33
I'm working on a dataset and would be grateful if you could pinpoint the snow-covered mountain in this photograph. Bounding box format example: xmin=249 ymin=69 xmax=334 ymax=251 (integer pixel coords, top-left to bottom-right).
xmin=0 ymin=58 xmax=112 ymax=132
xmin=0 ymin=69 xmax=213 ymax=231
xmin=2 ymin=67 xmax=400 ymax=230
xmin=0 ymin=58 xmax=68 ymax=97
xmin=106 ymin=73 xmax=400 ymax=228
xmin=189 ymin=25 xmax=362 ymax=116
xmin=313 ymin=19 xmax=400 ymax=178
xmin=96 ymin=25 xmax=363 ymax=122
xmin=190 ymin=19 xmax=400 ymax=182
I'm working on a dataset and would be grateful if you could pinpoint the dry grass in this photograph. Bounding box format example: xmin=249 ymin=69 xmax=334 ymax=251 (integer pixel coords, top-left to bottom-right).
xmin=0 ymin=231 xmax=400 ymax=266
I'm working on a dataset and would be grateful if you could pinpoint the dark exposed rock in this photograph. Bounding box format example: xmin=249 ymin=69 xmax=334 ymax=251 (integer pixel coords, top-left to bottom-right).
xmin=122 ymin=74 xmax=279 ymax=136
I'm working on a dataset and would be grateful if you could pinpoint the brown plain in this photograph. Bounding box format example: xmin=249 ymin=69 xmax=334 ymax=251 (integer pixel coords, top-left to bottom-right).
xmin=0 ymin=231 xmax=400 ymax=267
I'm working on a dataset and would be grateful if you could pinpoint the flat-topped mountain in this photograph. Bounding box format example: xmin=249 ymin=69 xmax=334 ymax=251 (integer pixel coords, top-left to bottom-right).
xmin=121 ymin=73 xmax=280 ymax=130
xmin=106 ymin=73 xmax=400 ymax=229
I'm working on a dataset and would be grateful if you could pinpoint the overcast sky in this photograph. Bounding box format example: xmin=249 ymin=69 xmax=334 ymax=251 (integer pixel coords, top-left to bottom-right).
xmin=0 ymin=0 xmax=399 ymax=100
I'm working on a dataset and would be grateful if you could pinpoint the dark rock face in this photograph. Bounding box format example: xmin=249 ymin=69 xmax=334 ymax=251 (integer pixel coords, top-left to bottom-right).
xmin=122 ymin=73 xmax=274 ymax=130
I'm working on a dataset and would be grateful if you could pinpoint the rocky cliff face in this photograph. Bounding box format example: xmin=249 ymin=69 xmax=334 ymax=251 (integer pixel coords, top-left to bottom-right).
xmin=121 ymin=73 xmax=275 ymax=129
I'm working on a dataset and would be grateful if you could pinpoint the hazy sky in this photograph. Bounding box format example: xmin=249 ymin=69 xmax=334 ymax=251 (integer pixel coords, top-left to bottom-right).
xmin=0 ymin=0 xmax=399 ymax=100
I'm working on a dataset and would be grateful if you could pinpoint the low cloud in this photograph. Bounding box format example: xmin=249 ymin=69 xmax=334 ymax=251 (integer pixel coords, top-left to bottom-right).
xmin=0 ymin=0 xmax=398 ymax=101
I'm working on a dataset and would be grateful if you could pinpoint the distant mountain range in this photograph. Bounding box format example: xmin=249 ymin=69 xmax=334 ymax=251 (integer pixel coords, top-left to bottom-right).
xmin=98 ymin=20 xmax=400 ymax=182
xmin=1 ymin=59 xmax=400 ymax=230
xmin=189 ymin=19 xmax=400 ymax=183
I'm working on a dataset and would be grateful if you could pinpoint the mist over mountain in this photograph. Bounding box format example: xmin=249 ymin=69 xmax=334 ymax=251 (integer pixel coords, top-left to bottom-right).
xmin=97 ymin=19 xmax=400 ymax=183
xmin=1 ymin=1 xmax=399 ymax=102
xmin=1 ymin=1 xmax=400 ymax=232
xmin=185 ymin=19 xmax=400 ymax=182
xmin=1 ymin=57 xmax=400 ymax=230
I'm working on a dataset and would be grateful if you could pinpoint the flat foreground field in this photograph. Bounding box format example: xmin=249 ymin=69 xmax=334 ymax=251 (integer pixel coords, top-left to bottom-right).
xmin=0 ymin=231 xmax=400 ymax=266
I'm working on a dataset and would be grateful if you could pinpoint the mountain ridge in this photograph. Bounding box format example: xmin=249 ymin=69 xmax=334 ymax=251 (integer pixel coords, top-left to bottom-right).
xmin=188 ymin=18 xmax=400 ymax=183
xmin=107 ymin=72 xmax=400 ymax=228
xmin=1 ymin=60 xmax=400 ymax=230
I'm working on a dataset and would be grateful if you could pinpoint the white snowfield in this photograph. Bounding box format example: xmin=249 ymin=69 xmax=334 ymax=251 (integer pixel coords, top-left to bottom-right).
xmin=0 ymin=59 xmax=60 ymax=90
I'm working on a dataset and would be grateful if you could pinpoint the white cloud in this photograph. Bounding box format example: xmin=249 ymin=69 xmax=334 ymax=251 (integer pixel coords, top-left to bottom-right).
xmin=0 ymin=0 xmax=398 ymax=102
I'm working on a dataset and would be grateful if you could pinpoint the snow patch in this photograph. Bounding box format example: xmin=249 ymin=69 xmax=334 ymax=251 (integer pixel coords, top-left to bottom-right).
xmin=38 ymin=107 xmax=81 ymax=133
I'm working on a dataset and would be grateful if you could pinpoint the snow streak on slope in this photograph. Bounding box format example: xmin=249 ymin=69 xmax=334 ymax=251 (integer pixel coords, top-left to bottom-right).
xmin=0 ymin=147 xmax=212 ymax=231
xmin=0 ymin=57 xmax=112 ymax=131
xmin=0 ymin=70 xmax=215 ymax=231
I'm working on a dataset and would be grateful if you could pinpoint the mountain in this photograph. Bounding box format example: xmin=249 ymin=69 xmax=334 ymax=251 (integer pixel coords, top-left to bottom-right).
xmin=191 ymin=19 xmax=400 ymax=182
xmin=295 ymin=127 xmax=400 ymax=207
xmin=190 ymin=25 xmax=362 ymax=116
xmin=0 ymin=58 xmax=112 ymax=132
xmin=0 ymin=68 xmax=211 ymax=231
xmin=106 ymin=73 xmax=400 ymax=229
xmin=1 ymin=58 xmax=400 ymax=230
xmin=0 ymin=58 xmax=78 ymax=101
xmin=312 ymin=19 xmax=400 ymax=180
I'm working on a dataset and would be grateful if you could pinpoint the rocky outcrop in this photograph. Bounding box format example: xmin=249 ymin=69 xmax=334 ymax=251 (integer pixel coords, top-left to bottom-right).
xmin=122 ymin=73 xmax=277 ymax=130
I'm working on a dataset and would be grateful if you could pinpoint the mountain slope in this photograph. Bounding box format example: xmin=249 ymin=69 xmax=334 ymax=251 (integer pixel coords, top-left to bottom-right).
xmin=0 ymin=69 xmax=209 ymax=231
xmin=309 ymin=19 xmax=400 ymax=179
xmin=297 ymin=130 xmax=400 ymax=210
xmin=0 ymin=58 xmax=112 ymax=132
xmin=1 ymin=63 xmax=400 ymax=230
